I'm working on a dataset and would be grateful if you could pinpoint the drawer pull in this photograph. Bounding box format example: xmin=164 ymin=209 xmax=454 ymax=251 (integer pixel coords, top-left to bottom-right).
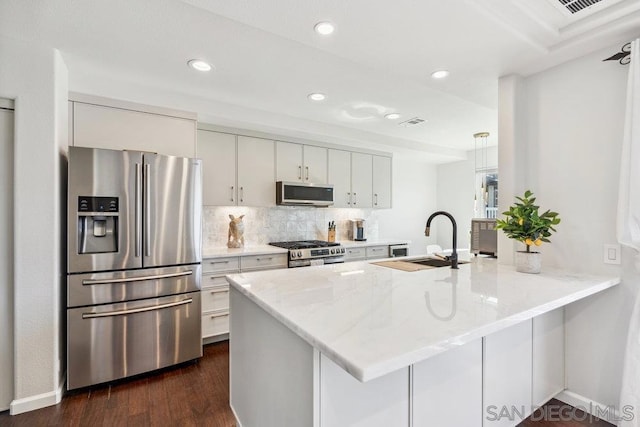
xmin=210 ymin=289 xmax=229 ymax=295
xmin=209 ymin=260 xmax=230 ymax=264
xmin=83 ymin=270 xmax=192 ymax=286
xmin=83 ymin=298 xmax=192 ymax=319
xmin=210 ymin=312 xmax=230 ymax=319
xmin=256 ymin=257 xmax=273 ymax=261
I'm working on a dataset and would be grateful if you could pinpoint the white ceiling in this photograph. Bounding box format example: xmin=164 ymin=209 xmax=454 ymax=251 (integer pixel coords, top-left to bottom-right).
xmin=1 ymin=0 xmax=639 ymax=162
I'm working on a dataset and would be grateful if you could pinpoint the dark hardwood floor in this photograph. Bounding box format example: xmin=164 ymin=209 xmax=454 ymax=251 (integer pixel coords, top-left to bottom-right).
xmin=519 ymin=399 xmax=614 ymax=426
xmin=0 ymin=341 xmax=236 ymax=427
xmin=0 ymin=341 xmax=614 ymax=427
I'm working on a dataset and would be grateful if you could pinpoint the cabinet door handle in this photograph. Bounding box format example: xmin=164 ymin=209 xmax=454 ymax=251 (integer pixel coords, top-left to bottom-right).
xmin=305 ymin=166 xmax=309 ymax=181
xmin=210 ymin=311 xmax=230 ymax=319
xmin=240 ymin=186 xmax=244 ymax=203
xmin=347 ymin=192 xmax=351 ymax=205
xmin=209 ymin=288 xmax=229 ymax=295
xmin=298 ymin=166 xmax=302 ymax=180
xmin=374 ymin=193 xmax=378 ymax=206
xmin=231 ymin=186 xmax=235 ymax=202
xmin=353 ymin=192 xmax=357 ymax=205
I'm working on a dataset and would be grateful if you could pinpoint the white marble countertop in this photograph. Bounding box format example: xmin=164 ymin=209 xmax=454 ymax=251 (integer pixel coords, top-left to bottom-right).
xmin=202 ymin=245 xmax=288 ymax=258
xmin=339 ymin=239 xmax=410 ymax=248
xmin=226 ymin=257 xmax=620 ymax=382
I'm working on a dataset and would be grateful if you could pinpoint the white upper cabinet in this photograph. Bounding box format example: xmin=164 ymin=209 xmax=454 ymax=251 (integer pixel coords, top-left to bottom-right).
xmin=372 ymin=155 xmax=392 ymax=209
xmin=72 ymin=102 xmax=196 ymax=158
xmin=276 ymin=141 xmax=303 ymax=182
xmin=197 ymin=125 xmax=390 ymax=208
xmin=276 ymin=141 xmax=327 ymax=184
xmin=238 ymin=136 xmax=275 ymax=207
xmin=351 ymin=153 xmax=373 ymax=208
xmin=328 ymin=149 xmax=352 ymax=208
xmin=197 ymin=130 xmax=237 ymax=206
xmin=303 ymin=145 xmax=327 ymax=184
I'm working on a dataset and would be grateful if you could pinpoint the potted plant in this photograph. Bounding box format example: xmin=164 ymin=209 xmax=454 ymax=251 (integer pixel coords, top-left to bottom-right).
xmin=495 ymin=190 xmax=561 ymax=273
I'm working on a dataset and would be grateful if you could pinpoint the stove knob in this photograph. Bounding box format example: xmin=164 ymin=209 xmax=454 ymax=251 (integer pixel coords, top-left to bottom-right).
xmin=341 ymin=248 xmax=345 ymax=253
xmin=331 ymin=249 xmax=335 ymax=254
xmin=298 ymin=251 xmax=302 ymax=257
xmin=291 ymin=252 xmax=296 ymax=259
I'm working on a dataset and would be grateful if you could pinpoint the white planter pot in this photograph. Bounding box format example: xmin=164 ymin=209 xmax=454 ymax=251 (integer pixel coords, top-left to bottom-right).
xmin=515 ymin=251 xmax=541 ymax=274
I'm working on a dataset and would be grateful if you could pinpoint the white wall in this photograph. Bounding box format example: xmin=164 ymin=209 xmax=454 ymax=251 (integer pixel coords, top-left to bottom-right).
xmin=378 ymin=153 xmax=439 ymax=256
xmin=0 ymin=36 xmax=68 ymax=413
xmin=499 ymin=44 xmax=631 ymax=407
xmin=436 ymin=146 xmax=498 ymax=251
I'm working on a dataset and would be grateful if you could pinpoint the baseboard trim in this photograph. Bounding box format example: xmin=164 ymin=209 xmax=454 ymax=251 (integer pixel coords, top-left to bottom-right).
xmin=230 ymin=403 xmax=243 ymax=427
xmin=555 ymin=390 xmax=620 ymax=423
xmin=10 ymin=376 xmax=65 ymax=415
xmin=535 ymin=386 xmax=565 ymax=407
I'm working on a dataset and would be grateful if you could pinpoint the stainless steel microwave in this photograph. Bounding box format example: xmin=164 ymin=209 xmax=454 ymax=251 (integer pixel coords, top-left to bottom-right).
xmin=276 ymin=181 xmax=334 ymax=207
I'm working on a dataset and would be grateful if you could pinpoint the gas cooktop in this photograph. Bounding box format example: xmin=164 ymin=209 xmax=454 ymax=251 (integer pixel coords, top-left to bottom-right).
xmin=269 ymin=240 xmax=340 ymax=250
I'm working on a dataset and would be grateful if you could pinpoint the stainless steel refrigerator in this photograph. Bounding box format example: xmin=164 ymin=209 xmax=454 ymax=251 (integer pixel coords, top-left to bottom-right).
xmin=66 ymin=146 xmax=202 ymax=390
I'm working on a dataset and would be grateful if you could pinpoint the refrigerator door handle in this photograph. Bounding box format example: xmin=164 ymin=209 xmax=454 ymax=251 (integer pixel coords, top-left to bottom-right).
xmin=144 ymin=163 xmax=151 ymax=257
xmin=135 ymin=163 xmax=142 ymax=257
xmin=82 ymin=298 xmax=193 ymax=319
xmin=81 ymin=270 xmax=193 ymax=286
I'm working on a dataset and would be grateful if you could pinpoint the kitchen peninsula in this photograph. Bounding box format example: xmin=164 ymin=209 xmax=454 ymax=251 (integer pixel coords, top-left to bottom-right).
xmin=227 ymin=258 xmax=619 ymax=427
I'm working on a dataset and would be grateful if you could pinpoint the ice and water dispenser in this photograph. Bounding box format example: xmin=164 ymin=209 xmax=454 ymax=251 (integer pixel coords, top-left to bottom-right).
xmin=77 ymin=196 xmax=119 ymax=254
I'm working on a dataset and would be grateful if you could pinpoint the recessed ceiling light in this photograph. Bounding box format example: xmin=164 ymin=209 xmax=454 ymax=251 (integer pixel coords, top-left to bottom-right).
xmin=314 ymin=21 xmax=335 ymax=35
xmin=188 ymin=59 xmax=212 ymax=72
xmin=385 ymin=113 xmax=401 ymax=120
xmin=431 ymin=70 xmax=449 ymax=79
xmin=308 ymin=93 xmax=326 ymax=101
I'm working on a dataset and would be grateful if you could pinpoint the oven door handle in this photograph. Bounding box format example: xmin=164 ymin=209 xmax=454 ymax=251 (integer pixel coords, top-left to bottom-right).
xmin=82 ymin=298 xmax=193 ymax=319
xmin=82 ymin=270 xmax=193 ymax=286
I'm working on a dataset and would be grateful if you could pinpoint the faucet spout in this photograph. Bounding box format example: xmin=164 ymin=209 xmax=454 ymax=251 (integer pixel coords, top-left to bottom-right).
xmin=425 ymin=211 xmax=458 ymax=269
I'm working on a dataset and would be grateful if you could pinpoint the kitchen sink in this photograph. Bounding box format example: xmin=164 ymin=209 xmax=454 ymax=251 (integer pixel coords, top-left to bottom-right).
xmin=405 ymin=257 xmax=469 ymax=268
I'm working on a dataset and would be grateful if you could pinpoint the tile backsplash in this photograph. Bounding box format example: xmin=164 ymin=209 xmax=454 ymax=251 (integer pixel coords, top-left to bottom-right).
xmin=203 ymin=206 xmax=379 ymax=248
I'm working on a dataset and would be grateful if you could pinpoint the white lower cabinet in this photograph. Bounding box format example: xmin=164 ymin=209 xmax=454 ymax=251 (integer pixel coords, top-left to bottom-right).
xmin=202 ymin=309 xmax=231 ymax=338
xmin=201 ymin=253 xmax=287 ymax=341
xmin=345 ymin=247 xmax=366 ymax=261
xmin=483 ymin=319 xmax=533 ymax=426
xmin=413 ymin=339 xmax=483 ymax=427
xmin=240 ymin=254 xmax=287 ymax=271
xmin=532 ymin=308 xmax=565 ymax=406
xmin=231 ymin=286 xmax=565 ymax=427
xmin=320 ymin=354 xmax=409 ymax=427
xmin=344 ymin=245 xmax=392 ymax=262
xmin=201 ymin=257 xmax=240 ymax=342
xmin=365 ymin=245 xmax=387 ymax=260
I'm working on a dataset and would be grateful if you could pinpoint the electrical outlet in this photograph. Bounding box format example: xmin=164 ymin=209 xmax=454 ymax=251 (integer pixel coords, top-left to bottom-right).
xmin=603 ymin=244 xmax=621 ymax=265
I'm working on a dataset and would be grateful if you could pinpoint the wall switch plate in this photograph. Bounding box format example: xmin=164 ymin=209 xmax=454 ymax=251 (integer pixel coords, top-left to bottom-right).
xmin=604 ymin=243 xmax=621 ymax=265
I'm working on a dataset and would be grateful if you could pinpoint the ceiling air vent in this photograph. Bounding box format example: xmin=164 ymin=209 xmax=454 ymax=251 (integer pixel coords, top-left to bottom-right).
xmin=398 ymin=117 xmax=426 ymax=127
xmin=556 ymin=0 xmax=603 ymax=14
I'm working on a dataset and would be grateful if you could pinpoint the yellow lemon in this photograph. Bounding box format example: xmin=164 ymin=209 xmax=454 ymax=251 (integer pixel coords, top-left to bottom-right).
xmin=534 ymin=239 xmax=542 ymax=246
xmin=524 ymin=238 xmax=534 ymax=246
xmin=518 ymin=218 xmax=524 ymax=226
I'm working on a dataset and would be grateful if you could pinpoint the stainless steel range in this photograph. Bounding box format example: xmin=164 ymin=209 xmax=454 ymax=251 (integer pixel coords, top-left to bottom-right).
xmin=269 ymin=240 xmax=345 ymax=268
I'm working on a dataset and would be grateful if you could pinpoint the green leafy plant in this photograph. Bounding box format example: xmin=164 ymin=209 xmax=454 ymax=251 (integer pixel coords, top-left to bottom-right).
xmin=495 ymin=190 xmax=561 ymax=253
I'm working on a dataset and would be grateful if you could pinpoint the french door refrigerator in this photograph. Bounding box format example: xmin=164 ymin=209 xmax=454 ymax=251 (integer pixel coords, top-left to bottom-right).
xmin=66 ymin=146 xmax=202 ymax=390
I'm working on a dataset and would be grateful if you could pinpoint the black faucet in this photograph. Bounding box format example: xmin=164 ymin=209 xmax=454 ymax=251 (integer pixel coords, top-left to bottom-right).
xmin=424 ymin=211 xmax=458 ymax=269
